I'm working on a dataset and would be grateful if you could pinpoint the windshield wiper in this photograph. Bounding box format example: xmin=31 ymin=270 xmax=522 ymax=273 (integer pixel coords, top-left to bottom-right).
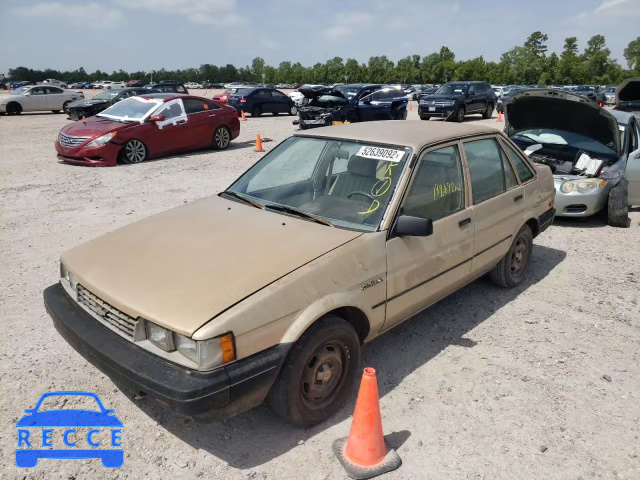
xmin=264 ymin=204 xmax=333 ymax=227
xmin=220 ymin=191 xmax=263 ymax=209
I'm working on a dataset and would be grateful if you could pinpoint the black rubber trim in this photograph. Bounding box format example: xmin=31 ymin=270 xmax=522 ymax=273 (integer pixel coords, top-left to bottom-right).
xmin=538 ymin=207 xmax=555 ymax=234
xmin=44 ymin=283 xmax=288 ymax=419
xmin=372 ymin=234 xmax=512 ymax=309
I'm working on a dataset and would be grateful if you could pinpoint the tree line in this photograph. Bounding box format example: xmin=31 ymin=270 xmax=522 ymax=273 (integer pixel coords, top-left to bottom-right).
xmin=8 ymin=33 xmax=640 ymax=86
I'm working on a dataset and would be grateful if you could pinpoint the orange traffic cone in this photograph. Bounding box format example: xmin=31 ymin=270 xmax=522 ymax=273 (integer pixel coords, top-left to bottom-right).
xmin=408 ymin=102 xmax=412 ymax=111
xmin=255 ymin=133 xmax=264 ymax=152
xmin=497 ymin=110 xmax=503 ymax=123
xmin=82 ymin=116 xmax=86 ymax=120
xmin=240 ymin=110 xmax=247 ymax=121
xmin=333 ymin=368 xmax=401 ymax=479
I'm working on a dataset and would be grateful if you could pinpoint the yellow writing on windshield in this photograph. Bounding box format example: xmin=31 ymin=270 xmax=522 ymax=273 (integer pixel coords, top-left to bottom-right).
xmin=358 ymin=162 xmax=399 ymax=215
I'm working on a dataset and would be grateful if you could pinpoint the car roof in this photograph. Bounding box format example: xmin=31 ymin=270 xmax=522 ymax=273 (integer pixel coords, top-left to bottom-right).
xmin=294 ymin=120 xmax=498 ymax=151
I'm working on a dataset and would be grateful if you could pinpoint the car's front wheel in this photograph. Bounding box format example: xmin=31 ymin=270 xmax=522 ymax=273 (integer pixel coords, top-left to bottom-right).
xmin=490 ymin=224 xmax=533 ymax=288
xmin=289 ymin=105 xmax=297 ymax=116
xmin=268 ymin=315 xmax=361 ymax=427
xmin=6 ymin=102 xmax=22 ymax=115
xmin=453 ymin=105 xmax=465 ymax=123
xmin=607 ymin=178 xmax=630 ymax=228
xmin=63 ymin=101 xmax=72 ymax=114
xmin=121 ymin=139 xmax=148 ymax=164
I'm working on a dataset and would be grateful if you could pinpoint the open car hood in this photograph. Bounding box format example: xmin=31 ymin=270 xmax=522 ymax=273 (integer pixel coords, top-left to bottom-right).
xmin=298 ymin=85 xmax=347 ymax=100
xmin=615 ymin=78 xmax=640 ymax=112
xmin=505 ymin=89 xmax=620 ymax=154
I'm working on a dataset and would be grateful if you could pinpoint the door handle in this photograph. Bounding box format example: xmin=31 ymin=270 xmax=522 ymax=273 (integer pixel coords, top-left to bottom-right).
xmin=176 ymin=119 xmax=187 ymax=125
xmin=514 ymin=194 xmax=523 ymax=202
xmin=209 ymin=114 xmax=216 ymax=117
xmin=458 ymin=218 xmax=472 ymax=228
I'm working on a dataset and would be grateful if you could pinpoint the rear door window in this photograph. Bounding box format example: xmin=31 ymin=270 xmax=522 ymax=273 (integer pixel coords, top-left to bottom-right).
xmin=183 ymin=98 xmax=219 ymax=114
xmin=503 ymin=142 xmax=535 ymax=183
xmin=463 ymin=138 xmax=509 ymax=204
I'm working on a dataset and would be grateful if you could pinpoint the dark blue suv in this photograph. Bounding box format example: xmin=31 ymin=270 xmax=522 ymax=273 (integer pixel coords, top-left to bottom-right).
xmin=418 ymin=81 xmax=496 ymax=122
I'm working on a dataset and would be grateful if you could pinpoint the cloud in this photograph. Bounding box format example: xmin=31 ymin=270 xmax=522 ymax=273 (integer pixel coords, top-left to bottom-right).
xmin=324 ymin=12 xmax=373 ymax=39
xmin=594 ymin=0 xmax=633 ymax=14
xmin=116 ymin=0 xmax=243 ymax=26
xmin=13 ymin=2 xmax=123 ymax=29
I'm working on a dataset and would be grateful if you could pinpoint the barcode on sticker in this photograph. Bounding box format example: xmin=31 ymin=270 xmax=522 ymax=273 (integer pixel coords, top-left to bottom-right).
xmin=356 ymin=146 xmax=404 ymax=161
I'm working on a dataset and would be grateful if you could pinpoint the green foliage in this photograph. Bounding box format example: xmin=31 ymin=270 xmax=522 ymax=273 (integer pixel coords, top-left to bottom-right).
xmin=7 ymin=35 xmax=639 ymax=86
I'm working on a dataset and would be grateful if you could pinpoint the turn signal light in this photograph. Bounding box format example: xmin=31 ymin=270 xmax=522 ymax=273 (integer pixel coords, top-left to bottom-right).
xmin=220 ymin=333 xmax=235 ymax=363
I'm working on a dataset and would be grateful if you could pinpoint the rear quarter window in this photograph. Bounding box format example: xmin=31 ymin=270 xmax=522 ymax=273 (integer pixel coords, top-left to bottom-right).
xmin=503 ymin=142 xmax=535 ymax=182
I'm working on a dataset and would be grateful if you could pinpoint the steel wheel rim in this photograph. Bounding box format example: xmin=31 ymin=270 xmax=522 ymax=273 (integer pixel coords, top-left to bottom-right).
xmin=126 ymin=140 xmax=145 ymax=163
xmin=290 ymin=106 xmax=297 ymax=115
xmin=511 ymin=235 xmax=529 ymax=276
xmin=215 ymin=128 xmax=229 ymax=148
xmin=300 ymin=341 xmax=349 ymax=411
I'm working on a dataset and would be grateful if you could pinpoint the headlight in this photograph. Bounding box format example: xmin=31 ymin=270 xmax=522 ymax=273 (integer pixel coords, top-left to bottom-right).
xmin=60 ymin=263 xmax=78 ymax=291
xmin=443 ymin=100 xmax=455 ymax=105
xmin=144 ymin=321 xmax=235 ymax=370
xmin=560 ymin=178 xmax=607 ymax=194
xmin=86 ymin=132 xmax=115 ymax=147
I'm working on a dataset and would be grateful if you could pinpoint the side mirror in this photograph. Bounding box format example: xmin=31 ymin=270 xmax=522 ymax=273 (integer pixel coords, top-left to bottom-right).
xmin=149 ymin=115 xmax=165 ymax=123
xmin=393 ymin=215 xmax=433 ymax=237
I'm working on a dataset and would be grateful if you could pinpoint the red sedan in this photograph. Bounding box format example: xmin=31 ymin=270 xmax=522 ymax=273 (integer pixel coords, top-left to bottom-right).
xmin=212 ymin=88 xmax=243 ymax=104
xmin=55 ymin=93 xmax=240 ymax=166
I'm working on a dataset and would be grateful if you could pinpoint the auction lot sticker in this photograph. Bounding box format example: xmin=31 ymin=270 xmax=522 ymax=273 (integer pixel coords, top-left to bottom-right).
xmin=15 ymin=391 xmax=123 ymax=468
xmin=356 ymin=146 xmax=405 ymax=161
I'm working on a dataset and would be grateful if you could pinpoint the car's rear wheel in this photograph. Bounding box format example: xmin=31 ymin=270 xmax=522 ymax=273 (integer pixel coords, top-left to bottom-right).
xmin=490 ymin=224 xmax=533 ymax=288
xmin=482 ymin=102 xmax=494 ymax=119
xmin=63 ymin=101 xmax=72 ymax=114
xmin=607 ymin=178 xmax=630 ymax=228
xmin=6 ymin=102 xmax=22 ymax=115
xmin=289 ymin=105 xmax=297 ymax=116
xmin=121 ymin=139 xmax=147 ymax=164
xmin=252 ymin=105 xmax=262 ymax=117
xmin=268 ymin=315 xmax=360 ymax=427
xmin=212 ymin=126 xmax=231 ymax=150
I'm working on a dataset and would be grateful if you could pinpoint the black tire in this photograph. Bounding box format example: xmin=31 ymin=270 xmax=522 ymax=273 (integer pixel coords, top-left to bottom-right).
xmin=490 ymin=225 xmax=533 ymax=288
xmin=120 ymin=139 xmax=147 ymax=164
xmin=607 ymin=178 xmax=630 ymax=228
xmin=267 ymin=315 xmax=361 ymax=427
xmin=252 ymin=105 xmax=262 ymax=117
xmin=63 ymin=101 xmax=72 ymax=114
xmin=420 ymin=115 xmax=431 ymax=121
xmin=6 ymin=102 xmax=22 ymax=115
xmin=452 ymin=105 xmax=465 ymax=123
xmin=482 ymin=102 xmax=494 ymax=119
xmin=212 ymin=126 xmax=231 ymax=150
xmin=289 ymin=105 xmax=297 ymax=116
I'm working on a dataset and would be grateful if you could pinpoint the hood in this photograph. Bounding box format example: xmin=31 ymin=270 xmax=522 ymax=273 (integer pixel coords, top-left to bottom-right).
xmin=68 ymin=98 xmax=110 ymax=108
xmin=61 ymin=115 xmax=130 ymax=137
xmin=615 ymin=78 xmax=640 ymax=112
xmin=505 ymin=89 xmax=619 ymax=154
xmin=61 ymin=195 xmax=361 ymax=336
xmin=298 ymin=85 xmax=347 ymax=100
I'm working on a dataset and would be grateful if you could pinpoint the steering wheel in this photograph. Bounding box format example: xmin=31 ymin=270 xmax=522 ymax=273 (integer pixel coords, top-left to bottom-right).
xmin=347 ymin=191 xmax=376 ymax=203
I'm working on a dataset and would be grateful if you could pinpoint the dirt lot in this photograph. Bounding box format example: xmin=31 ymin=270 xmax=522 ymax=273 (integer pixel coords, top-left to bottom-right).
xmin=1 ymin=90 xmax=639 ymax=480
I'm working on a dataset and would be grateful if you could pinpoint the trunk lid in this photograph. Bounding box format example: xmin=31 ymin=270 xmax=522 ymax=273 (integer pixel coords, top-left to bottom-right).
xmin=615 ymin=78 xmax=640 ymax=112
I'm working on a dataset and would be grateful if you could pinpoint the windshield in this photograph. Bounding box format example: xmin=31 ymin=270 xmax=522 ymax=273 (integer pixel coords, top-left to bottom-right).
xmin=227 ymin=137 xmax=410 ymax=231
xmin=435 ymin=83 xmax=466 ymax=95
xmin=11 ymin=87 xmax=30 ymax=95
xmin=97 ymin=96 xmax=161 ymax=121
xmin=94 ymin=91 xmax=120 ymax=100
xmin=513 ymin=129 xmax=617 ymax=157
xmin=334 ymin=85 xmax=360 ymax=100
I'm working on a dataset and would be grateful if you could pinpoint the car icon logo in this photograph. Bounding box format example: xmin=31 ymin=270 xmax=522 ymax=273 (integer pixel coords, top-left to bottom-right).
xmin=16 ymin=391 xmax=123 ymax=468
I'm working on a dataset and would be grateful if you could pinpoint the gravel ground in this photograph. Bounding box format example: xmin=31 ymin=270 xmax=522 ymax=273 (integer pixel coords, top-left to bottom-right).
xmin=1 ymin=91 xmax=639 ymax=480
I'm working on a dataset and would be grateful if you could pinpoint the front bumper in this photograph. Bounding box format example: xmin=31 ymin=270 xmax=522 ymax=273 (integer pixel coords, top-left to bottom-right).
xmin=418 ymin=105 xmax=454 ymax=117
xmin=553 ymin=180 xmax=610 ymax=217
xmin=44 ymin=283 xmax=288 ymax=420
xmin=55 ymin=140 xmax=121 ymax=167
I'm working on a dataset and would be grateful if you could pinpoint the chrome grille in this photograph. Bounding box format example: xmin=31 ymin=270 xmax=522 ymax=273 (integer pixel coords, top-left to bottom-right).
xmin=77 ymin=285 xmax=137 ymax=338
xmin=59 ymin=133 xmax=90 ymax=147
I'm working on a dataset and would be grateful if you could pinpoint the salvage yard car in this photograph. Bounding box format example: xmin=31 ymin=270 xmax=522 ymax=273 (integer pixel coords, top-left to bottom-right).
xmin=225 ymin=87 xmax=297 ymax=117
xmin=55 ymin=93 xmax=239 ymax=166
xmin=0 ymin=85 xmax=83 ymax=115
xmin=504 ymin=88 xmax=638 ymax=226
xmin=419 ymin=81 xmax=497 ymax=122
xmin=66 ymin=87 xmax=158 ymax=121
xmin=44 ymin=121 xmax=555 ymax=426
xmin=295 ymin=84 xmax=408 ymax=129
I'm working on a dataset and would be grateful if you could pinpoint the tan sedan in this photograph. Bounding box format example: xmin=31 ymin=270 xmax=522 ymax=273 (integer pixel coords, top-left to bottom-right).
xmin=44 ymin=121 xmax=555 ymax=426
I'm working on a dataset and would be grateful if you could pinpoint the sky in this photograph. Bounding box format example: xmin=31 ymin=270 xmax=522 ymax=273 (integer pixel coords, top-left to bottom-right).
xmin=0 ymin=0 xmax=638 ymax=75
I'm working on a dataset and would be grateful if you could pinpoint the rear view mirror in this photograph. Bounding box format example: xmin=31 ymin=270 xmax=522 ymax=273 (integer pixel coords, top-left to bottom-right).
xmin=393 ymin=215 xmax=433 ymax=237
xmin=149 ymin=115 xmax=165 ymax=123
